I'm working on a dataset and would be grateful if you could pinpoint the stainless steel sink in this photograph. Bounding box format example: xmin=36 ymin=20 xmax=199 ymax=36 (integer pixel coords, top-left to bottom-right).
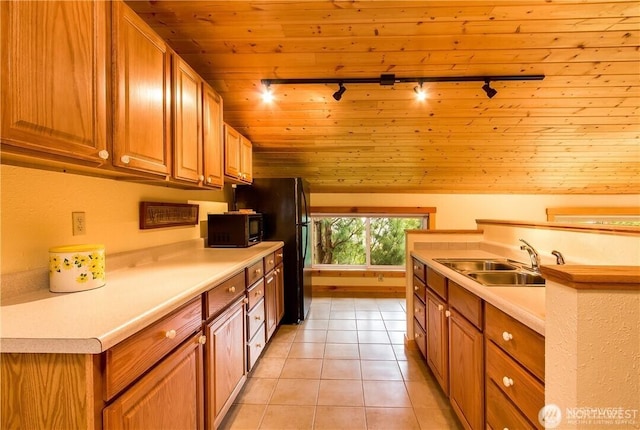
xmin=465 ymin=271 xmax=545 ymax=286
xmin=434 ymin=258 xmax=518 ymax=272
xmin=432 ymin=258 xmax=545 ymax=287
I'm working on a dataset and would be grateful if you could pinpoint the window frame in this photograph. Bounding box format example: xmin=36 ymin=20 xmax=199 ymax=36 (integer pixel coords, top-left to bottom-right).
xmin=309 ymin=206 xmax=435 ymax=270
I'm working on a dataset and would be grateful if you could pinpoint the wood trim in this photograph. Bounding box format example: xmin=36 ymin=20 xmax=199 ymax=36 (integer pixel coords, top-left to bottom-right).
xmin=476 ymin=219 xmax=640 ymax=236
xmin=310 ymin=206 xmax=436 ymax=215
xmin=310 ymin=269 xmax=405 ymax=278
xmin=406 ymin=229 xmax=483 ymax=234
xmin=312 ymin=285 xmax=405 ymax=294
xmin=546 ymin=206 xmax=640 ymax=221
xmin=540 ymin=265 xmax=640 ymax=290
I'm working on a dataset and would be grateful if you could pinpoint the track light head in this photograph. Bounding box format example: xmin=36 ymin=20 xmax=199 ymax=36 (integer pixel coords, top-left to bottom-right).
xmin=261 ymin=82 xmax=274 ymax=103
xmin=413 ymin=82 xmax=427 ymax=101
xmin=333 ymin=83 xmax=346 ymax=101
xmin=482 ymin=80 xmax=498 ymax=99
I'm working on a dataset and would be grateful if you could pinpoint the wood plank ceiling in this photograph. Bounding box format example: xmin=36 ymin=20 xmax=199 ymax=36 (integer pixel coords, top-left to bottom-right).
xmin=126 ymin=1 xmax=640 ymax=194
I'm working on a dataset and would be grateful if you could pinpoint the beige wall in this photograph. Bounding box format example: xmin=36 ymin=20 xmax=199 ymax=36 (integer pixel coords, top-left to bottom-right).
xmin=1 ymin=165 xmax=229 ymax=274
xmin=311 ymin=193 xmax=640 ymax=230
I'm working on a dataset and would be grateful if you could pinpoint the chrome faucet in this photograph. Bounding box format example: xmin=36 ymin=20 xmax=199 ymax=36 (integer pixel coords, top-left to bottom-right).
xmin=552 ymin=250 xmax=566 ymax=265
xmin=519 ymin=239 xmax=541 ymax=272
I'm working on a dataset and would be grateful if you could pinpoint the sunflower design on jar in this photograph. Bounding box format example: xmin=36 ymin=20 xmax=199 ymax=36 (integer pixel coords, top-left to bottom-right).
xmin=48 ymin=244 xmax=106 ymax=293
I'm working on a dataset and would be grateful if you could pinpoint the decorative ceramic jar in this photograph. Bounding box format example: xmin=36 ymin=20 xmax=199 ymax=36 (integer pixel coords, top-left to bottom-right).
xmin=49 ymin=244 xmax=106 ymax=293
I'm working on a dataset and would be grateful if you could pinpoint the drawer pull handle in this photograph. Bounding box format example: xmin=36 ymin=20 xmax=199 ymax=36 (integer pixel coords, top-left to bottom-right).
xmin=198 ymin=335 xmax=207 ymax=345
xmin=445 ymin=310 xmax=451 ymax=318
xmin=502 ymin=331 xmax=513 ymax=341
xmin=438 ymin=304 xmax=444 ymax=312
xmin=255 ymin=290 xmax=263 ymax=296
xmin=502 ymin=376 xmax=514 ymax=387
xmin=277 ymin=253 xmax=283 ymax=258
xmin=415 ymin=333 xmax=422 ymax=338
xmin=413 ymin=265 xmax=419 ymax=271
xmin=256 ymin=343 xmax=262 ymax=348
xmin=255 ymin=315 xmax=261 ymax=320
xmin=228 ymin=286 xmax=236 ymax=293
xmin=165 ymin=329 xmax=177 ymax=339
xmin=267 ymin=276 xmax=274 ymax=284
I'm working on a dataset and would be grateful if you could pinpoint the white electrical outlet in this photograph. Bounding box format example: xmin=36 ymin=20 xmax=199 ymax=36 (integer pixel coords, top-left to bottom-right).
xmin=72 ymin=212 xmax=86 ymax=235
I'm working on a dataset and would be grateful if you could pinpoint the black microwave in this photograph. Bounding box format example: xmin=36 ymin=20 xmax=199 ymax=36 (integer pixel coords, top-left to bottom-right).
xmin=207 ymin=213 xmax=263 ymax=247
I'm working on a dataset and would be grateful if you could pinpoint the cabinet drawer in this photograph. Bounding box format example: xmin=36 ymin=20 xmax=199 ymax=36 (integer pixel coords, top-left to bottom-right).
xmin=246 ymin=259 xmax=264 ymax=287
xmin=485 ymin=304 xmax=544 ymax=381
xmin=413 ymin=276 xmax=426 ymax=303
xmin=449 ymin=281 xmax=483 ymax=330
xmin=486 ymin=341 xmax=544 ymax=425
xmin=105 ymin=297 xmax=202 ymax=400
xmin=413 ymin=294 xmax=426 ymax=331
xmin=414 ymin=319 xmax=426 ymax=358
xmin=274 ymin=248 xmax=284 ymax=266
xmin=412 ymin=258 xmax=425 ymax=283
xmin=486 ymin=378 xmax=537 ymax=430
xmin=205 ymin=271 xmax=246 ymax=319
xmin=426 ymin=267 xmax=447 ymax=300
xmin=247 ymin=323 xmax=266 ymax=370
xmin=264 ymin=252 xmax=276 ymax=274
xmin=247 ymin=278 xmax=265 ymax=310
xmin=247 ymin=298 xmax=265 ymax=340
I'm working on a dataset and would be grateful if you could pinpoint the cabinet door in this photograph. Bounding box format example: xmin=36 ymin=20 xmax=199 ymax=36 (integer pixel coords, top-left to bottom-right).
xmin=103 ymin=332 xmax=204 ymax=430
xmin=112 ymin=1 xmax=171 ymax=176
xmin=449 ymin=309 xmax=484 ymax=430
xmin=265 ymin=270 xmax=278 ymax=341
xmin=224 ymin=124 xmax=241 ymax=179
xmin=173 ymin=55 xmax=202 ymax=184
xmin=0 ymin=1 xmax=107 ymax=163
xmin=239 ymin=135 xmax=253 ymax=183
xmin=426 ymin=289 xmax=449 ymax=396
xmin=202 ymin=83 xmax=224 ymax=188
xmin=276 ymin=265 xmax=285 ymax=322
xmin=206 ymin=300 xmax=246 ymax=429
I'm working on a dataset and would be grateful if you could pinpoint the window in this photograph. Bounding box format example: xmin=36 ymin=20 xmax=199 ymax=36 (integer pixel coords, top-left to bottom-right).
xmin=546 ymin=207 xmax=640 ymax=227
xmin=311 ymin=215 xmax=426 ymax=268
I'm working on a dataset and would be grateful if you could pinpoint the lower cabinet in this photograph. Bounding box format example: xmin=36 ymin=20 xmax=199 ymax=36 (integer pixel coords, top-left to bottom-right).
xmin=426 ymin=288 xmax=449 ymax=396
xmin=205 ymin=298 xmax=246 ymax=429
xmin=103 ymin=332 xmax=205 ymax=430
xmin=449 ymin=309 xmax=484 ymax=430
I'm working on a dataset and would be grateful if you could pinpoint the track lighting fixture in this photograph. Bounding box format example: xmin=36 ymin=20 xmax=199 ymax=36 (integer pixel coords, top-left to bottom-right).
xmin=261 ymin=73 xmax=544 ymax=100
xmin=332 ymin=83 xmax=346 ymax=101
xmin=261 ymin=82 xmax=274 ymax=103
xmin=413 ymin=81 xmax=427 ymax=101
xmin=482 ymin=80 xmax=498 ymax=99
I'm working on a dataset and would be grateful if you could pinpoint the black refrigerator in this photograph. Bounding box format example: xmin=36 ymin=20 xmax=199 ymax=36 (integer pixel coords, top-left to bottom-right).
xmin=235 ymin=178 xmax=312 ymax=324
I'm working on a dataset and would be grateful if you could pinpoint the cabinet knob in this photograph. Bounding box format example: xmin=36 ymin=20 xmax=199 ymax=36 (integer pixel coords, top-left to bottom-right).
xmin=415 ymin=333 xmax=422 ymax=338
xmin=120 ymin=155 xmax=131 ymax=164
xmin=98 ymin=150 xmax=109 ymax=160
xmin=414 ymin=308 xmax=419 ymax=313
xmin=198 ymin=335 xmax=206 ymax=345
xmin=269 ymin=259 xmax=274 ymax=264
xmin=165 ymin=329 xmax=177 ymax=339
xmin=255 ymin=290 xmax=263 ymax=296
xmin=277 ymin=253 xmax=283 ymax=258
xmin=445 ymin=310 xmax=451 ymax=318
xmin=413 ymin=265 xmax=418 ymax=271
xmin=206 ymin=176 xmax=213 ymax=184
xmin=502 ymin=376 xmax=514 ymax=387
xmin=255 ymin=315 xmax=261 ymax=320
xmin=243 ymin=298 xmax=249 ymax=304
xmin=255 ymin=268 xmax=262 ymax=275
xmin=502 ymin=331 xmax=513 ymax=342
xmin=199 ymin=175 xmax=205 ymax=182
xmin=256 ymin=343 xmax=262 ymax=348
xmin=438 ymin=304 xmax=444 ymax=312
xmin=414 ymin=286 xmax=419 ymax=291
xmin=228 ymin=286 xmax=236 ymax=293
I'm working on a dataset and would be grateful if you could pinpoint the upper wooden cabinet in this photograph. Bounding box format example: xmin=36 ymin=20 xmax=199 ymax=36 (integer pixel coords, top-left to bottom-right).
xmin=224 ymin=123 xmax=252 ymax=184
xmin=202 ymin=83 xmax=224 ymax=188
xmin=0 ymin=1 xmax=108 ymax=163
xmin=112 ymin=1 xmax=171 ymax=176
xmin=172 ymin=55 xmax=203 ymax=184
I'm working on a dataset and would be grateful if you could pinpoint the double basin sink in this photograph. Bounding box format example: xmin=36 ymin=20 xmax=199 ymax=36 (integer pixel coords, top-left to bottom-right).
xmin=433 ymin=258 xmax=545 ymax=287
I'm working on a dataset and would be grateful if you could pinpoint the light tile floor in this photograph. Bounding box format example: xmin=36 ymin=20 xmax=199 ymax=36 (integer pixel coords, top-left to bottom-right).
xmin=220 ymin=293 xmax=462 ymax=430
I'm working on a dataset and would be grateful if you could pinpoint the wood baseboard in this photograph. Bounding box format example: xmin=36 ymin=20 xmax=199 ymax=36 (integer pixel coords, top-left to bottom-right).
xmin=312 ymin=285 xmax=405 ymax=295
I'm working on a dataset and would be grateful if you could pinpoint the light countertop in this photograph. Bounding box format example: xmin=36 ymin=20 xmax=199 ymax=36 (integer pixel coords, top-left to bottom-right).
xmin=0 ymin=241 xmax=283 ymax=354
xmin=411 ymin=249 xmax=545 ymax=335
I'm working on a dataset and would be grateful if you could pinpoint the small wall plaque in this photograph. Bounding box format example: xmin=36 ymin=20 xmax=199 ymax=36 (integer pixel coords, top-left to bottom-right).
xmin=139 ymin=202 xmax=199 ymax=229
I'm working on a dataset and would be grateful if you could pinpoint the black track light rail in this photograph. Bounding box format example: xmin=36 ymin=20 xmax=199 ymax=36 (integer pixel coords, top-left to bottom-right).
xmin=261 ymin=74 xmax=545 ymax=86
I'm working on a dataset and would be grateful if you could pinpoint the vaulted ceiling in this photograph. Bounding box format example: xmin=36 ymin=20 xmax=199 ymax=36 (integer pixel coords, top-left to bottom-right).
xmin=126 ymin=1 xmax=640 ymax=194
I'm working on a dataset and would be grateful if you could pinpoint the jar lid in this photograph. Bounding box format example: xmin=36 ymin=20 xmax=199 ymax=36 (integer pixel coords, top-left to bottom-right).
xmin=49 ymin=244 xmax=105 ymax=253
